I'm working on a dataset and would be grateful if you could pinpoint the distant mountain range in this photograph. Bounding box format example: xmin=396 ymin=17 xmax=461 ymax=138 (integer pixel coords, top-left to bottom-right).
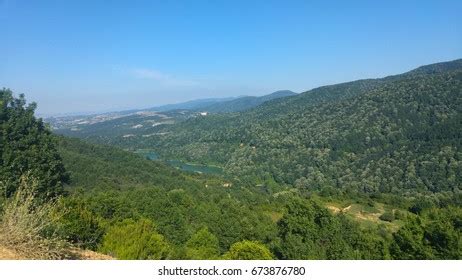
xmin=145 ymin=90 xmax=298 ymax=113
xmin=199 ymin=90 xmax=298 ymax=113
xmin=146 ymin=97 xmax=237 ymax=112
xmin=46 ymin=90 xmax=298 ymax=130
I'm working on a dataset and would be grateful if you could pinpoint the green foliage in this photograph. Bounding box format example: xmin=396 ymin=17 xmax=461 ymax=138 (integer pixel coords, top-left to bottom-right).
xmin=76 ymin=185 xmax=280 ymax=258
xmin=276 ymin=198 xmax=390 ymax=259
xmin=391 ymin=207 xmax=461 ymax=259
xmin=394 ymin=209 xmax=406 ymax=220
xmin=390 ymin=216 xmax=433 ymax=259
xmin=277 ymin=198 xmax=343 ymax=259
xmin=185 ymin=227 xmax=220 ymax=259
xmin=409 ymin=198 xmax=436 ymax=214
xmin=379 ymin=211 xmax=395 ymax=222
xmin=56 ymin=197 xmax=104 ymax=250
xmin=56 ymin=136 xmax=279 ymax=257
xmin=56 ymin=136 xmax=203 ymax=191
xmin=222 ymin=240 xmax=273 ymax=260
xmin=100 ymin=218 xmax=170 ymax=260
xmin=0 ymin=89 xmax=68 ymax=198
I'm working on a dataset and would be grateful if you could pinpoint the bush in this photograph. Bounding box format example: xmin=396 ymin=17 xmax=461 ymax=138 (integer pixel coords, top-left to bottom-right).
xmin=0 ymin=175 xmax=69 ymax=259
xmin=222 ymin=240 xmax=273 ymax=260
xmin=394 ymin=210 xmax=406 ymax=220
xmin=379 ymin=211 xmax=395 ymax=222
xmin=409 ymin=198 xmax=435 ymax=214
xmin=99 ymin=218 xmax=170 ymax=259
xmin=56 ymin=197 xmax=104 ymax=250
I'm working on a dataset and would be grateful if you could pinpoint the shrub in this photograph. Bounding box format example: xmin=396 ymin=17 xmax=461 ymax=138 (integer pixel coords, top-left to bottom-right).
xmin=99 ymin=218 xmax=170 ymax=259
xmin=379 ymin=211 xmax=395 ymax=222
xmin=409 ymin=198 xmax=435 ymax=214
xmin=56 ymin=197 xmax=104 ymax=250
xmin=222 ymin=240 xmax=273 ymax=260
xmin=0 ymin=175 xmax=69 ymax=259
xmin=394 ymin=210 xmax=406 ymax=220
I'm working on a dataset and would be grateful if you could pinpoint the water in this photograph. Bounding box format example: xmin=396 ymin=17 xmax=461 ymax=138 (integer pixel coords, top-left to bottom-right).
xmin=166 ymin=160 xmax=223 ymax=175
xmin=135 ymin=150 xmax=223 ymax=175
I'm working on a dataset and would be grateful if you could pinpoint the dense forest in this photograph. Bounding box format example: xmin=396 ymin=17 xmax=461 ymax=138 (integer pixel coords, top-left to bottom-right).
xmin=1 ymin=59 xmax=461 ymax=260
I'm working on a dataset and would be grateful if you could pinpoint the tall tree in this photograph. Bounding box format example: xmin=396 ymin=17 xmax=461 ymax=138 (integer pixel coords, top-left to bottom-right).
xmin=0 ymin=89 xmax=68 ymax=198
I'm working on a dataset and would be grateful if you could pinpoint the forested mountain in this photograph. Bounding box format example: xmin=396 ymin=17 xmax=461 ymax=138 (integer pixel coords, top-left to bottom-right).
xmin=199 ymin=90 xmax=297 ymax=113
xmin=142 ymin=90 xmax=297 ymax=113
xmin=72 ymin=59 xmax=461 ymax=197
xmin=146 ymin=97 xmax=237 ymax=112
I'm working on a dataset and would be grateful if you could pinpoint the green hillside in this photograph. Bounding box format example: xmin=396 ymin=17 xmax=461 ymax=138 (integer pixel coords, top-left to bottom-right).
xmin=112 ymin=59 xmax=462 ymax=196
xmin=56 ymin=136 xmax=214 ymax=191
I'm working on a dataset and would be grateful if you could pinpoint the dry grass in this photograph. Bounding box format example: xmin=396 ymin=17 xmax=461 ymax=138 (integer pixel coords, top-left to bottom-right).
xmin=0 ymin=175 xmax=70 ymax=259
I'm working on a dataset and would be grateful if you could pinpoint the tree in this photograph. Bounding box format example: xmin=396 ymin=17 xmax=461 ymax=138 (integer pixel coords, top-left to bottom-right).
xmin=222 ymin=240 xmax=273 ymax=260
xmin=0 ymin=89 xmax=68 ymax=198
xmin=391 ymin=207 xmax=461 ymax=259
xmin=390 ymin=216 xmax=433 ymax=259
xmin=276 ymin=198 xmax=353 ymax=259
xmin=185 ymin=227 xmax=220 ymax=259
xmin=100 ymin=218 xmax=170 ymax=259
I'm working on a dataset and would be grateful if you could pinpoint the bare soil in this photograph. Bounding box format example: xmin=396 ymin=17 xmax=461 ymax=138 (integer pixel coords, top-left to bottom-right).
xmin=0 ymin=246 xmax=113 ymax=260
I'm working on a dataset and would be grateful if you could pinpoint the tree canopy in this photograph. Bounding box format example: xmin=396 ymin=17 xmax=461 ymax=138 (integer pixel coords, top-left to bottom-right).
xmin=0 ymin=89 xmax=68 ymax=198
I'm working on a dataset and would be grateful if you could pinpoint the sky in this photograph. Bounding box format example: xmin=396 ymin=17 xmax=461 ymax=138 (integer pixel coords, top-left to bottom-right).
xmin=1 ymin=0 xmax=461 ymax=116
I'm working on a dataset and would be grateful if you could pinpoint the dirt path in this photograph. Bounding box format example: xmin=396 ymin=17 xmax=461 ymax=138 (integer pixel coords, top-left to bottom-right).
xmin=327 ymin=204 xmax=352 ymax=214
xmin=327 ymin=205 xmax=341 ymax=213
xmin=0 ymin=247 xmax=21 ymax=260
xmin=70 ymin=249 xmax=114 ymax=260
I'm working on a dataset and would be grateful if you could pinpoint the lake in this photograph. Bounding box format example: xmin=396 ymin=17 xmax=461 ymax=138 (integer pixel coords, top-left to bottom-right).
xmin=135 ymin=150 xmax=223 ymax=175
xmin=166 ymin=160 xmax=223 ymax=175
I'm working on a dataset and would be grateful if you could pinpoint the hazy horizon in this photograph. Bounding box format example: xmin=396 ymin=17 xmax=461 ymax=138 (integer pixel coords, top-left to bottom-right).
xmin=1 ymin=0 xmax=461 ymax=115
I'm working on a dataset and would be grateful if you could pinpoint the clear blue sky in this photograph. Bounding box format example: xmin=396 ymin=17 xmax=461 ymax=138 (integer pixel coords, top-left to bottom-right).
xmin=1 ymin=0 xmax=461 ymax=116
